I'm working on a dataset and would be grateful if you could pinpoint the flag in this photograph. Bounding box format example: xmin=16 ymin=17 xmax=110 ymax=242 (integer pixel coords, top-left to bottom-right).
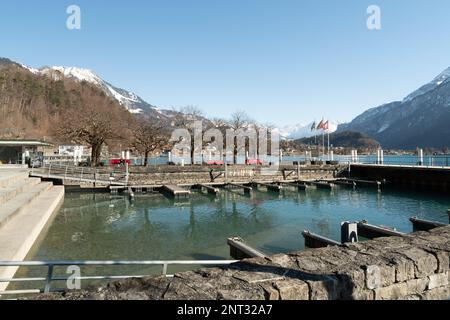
xmin=316 ymin=119 xmax=324 ymax=130
xmin=323 ymin=120 xmax=329 ymax=130
xmin=311 ymin=121 xmax=316 ymax=131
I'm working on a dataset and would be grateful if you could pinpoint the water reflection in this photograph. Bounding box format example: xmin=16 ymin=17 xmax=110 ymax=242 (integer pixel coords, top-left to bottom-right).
xmin=6 ymin=185 xmax=449 ymax=295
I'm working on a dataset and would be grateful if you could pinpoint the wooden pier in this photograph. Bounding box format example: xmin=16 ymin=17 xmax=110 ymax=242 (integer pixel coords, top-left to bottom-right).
xmin=109 ymin=185 xmax=161 ymax=194
xmin=199 ymin=184 xmax=220 ymax=195
xmin=328 ymin=180 xmax=356 ymax=188
xmin=357 ymin=221 xmax=405 ymax=239
xmin=301 ymin=230 xmax=341 ymax=248
xmin=298 ymin=180 xmax=335 ymax=190
xmin=255 ymin=182 xmax=283 ymax=192
xmin=227 ymin=237 xmax=267 ymax=260
xmin=409 ymin=217 xmax=447 ymax=232
xmin=161 ymin=185 xmax=191 ymax=198
xmin=279 ymin=181 xmax=308 ymax=191
xmin=340 ymin=178 xmax=382 ymax=190
xmin=226 ymin=183 xmax=253 ymax=194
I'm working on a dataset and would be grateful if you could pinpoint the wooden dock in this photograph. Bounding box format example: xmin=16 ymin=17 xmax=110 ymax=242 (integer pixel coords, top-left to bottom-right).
xmin=409 ymin=217 xmax=447 ymax=232
xmin=199 ymin=184 xmax=220 ymax=195
xmin=299 ymin=180 xmax=335 ymax=190
xmin=327 ymin=180 xmax=356 ymax=188
xmin=162 ymin=185 xmax=191 ymax=198
xmin=227 ymin=237 xmax=267 ymax=260
xmin=227 ymin=183 xmax=253 ymax=194
xmin=357 ymin=221 xmax=405 ymax=239
xmin=109 ymin=185 xmax=162 ymax=194
xmin=255 ymin=182 xmax=283 ymax=192
xmin=340 ymin=178 xmax=382 ymax=190
xmin=279 ymin=181 xmax=308 ymax=191
xmin=302 ymin=230 xmax=341 ymax=248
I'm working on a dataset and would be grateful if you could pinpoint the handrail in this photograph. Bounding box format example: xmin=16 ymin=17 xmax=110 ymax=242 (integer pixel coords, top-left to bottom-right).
xmin=0 ymin=259 xmax=238 ymax=296
xmin=31 ymin=163 xmax=128 ymax=186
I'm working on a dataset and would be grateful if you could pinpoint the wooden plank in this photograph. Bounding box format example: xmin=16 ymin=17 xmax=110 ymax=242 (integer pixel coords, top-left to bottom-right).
xmin=301 ymin=230 xmax=341 ymax=248
xmin=199 ymin=184 xmax=220 ymax=195
xmin=313 ymin=181 xmax=335 ymax=189
xmin=328 ymin=180 xmax=356 ymax=188
xmin=227 ymin=237 xmax=267 ymax=260
xmin=227 ymin=183 xmax=253 ymax=194
xmin=256 ymin=182 xmax=282 ymax=192
xmin=357 ymin=221 xmax=405 ymax=239
xmin=162 ymin=185 xmax=190 ymax=197
xmin=341 ymin=178 xmax=381 ymax=189
xmin=409 ymin=217 xmax=447 ymax=232
xmin=279 ymin=181 xmax=308 ymax=191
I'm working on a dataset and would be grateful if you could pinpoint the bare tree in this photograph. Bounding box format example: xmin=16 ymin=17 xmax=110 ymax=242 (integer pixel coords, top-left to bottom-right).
xmin=132 ymin=119 xmax=169 ymax=166
xmin=170 ymin=106 xmax=205 ymax=164
xmin=55 ymin=99 xmax=132 ymax=166
xmin=229 ymin=110 xmax=252 ymax=164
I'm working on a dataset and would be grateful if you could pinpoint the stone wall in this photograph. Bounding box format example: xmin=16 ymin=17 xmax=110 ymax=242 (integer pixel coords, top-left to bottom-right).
xmin=34 ymin=225 xmax=450 ymax=300
xmin=128 ymin=164 xmax=343 ymax=185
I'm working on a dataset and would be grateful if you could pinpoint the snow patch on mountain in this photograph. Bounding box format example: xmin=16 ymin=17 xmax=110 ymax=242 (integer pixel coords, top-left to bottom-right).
xmin=403 ymin=66 xmax=450 ymax=102
xmin=38 ymin=66 xmax=149 ymax=114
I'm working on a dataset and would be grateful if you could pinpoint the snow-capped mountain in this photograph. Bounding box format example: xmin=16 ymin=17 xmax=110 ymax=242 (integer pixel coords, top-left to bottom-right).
xmin=280 ymin=121 xmax=338 ymax=140
xmin=38 ymin=66 xmax=158 ymax=115
xmin=338 ymin=66 xmax=450 ymax=149
xmin=403 ymin=67 xmax=450 ymax=102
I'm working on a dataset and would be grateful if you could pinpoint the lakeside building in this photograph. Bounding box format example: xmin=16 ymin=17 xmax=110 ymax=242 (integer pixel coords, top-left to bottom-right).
xmin=0 ymin=139 xmax=53 ymax=165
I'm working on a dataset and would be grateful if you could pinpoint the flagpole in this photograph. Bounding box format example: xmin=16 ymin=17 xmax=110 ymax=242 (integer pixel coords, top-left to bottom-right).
xmin=327 ymin=131 xmax=330 ymax=160
xmin=322 ymin=128 xmax=325 ymax=160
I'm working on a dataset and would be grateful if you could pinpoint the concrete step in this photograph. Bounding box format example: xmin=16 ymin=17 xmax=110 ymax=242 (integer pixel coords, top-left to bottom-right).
xmin=0 ymin=185 xmax=65 ymax=292
xmin=0 ymin=178 xmax=41 ymax=205
xmin=0 ymin=182 xmax=53 ymax=229
xmin=0 ymin=170 xmax=29 ymax=188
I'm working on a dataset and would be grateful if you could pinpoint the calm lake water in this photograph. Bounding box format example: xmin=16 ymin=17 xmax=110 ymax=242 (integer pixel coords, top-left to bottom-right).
xmin=10 ymin=185 xmax=450 ymax=293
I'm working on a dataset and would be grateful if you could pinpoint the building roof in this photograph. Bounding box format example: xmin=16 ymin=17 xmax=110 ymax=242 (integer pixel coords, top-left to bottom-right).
xmin=0 ymin=140 xmax=53 ymax=147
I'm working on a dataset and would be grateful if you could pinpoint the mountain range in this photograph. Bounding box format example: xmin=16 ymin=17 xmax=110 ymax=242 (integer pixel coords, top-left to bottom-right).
xmin=2 ymin=56 xmax=450 ymax=149
xmin=338 ymin=67 xmax=450 ymax=149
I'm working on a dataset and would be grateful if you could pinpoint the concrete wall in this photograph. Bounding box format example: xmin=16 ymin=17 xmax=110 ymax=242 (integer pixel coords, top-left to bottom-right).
xmin=349 ymin=164 xmax=450 ymax=191
xmin=35 ymin=225 xmax=450 ymax=300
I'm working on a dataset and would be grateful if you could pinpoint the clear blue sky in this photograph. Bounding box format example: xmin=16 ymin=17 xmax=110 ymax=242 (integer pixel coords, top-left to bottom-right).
xmin=2 ymin=0 xmax=450 ymax=126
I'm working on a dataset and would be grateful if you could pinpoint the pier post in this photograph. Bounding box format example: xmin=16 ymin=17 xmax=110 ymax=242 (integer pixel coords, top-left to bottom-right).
xmin=418 ymin=149 xmax=424 ymax=166
xmin=341 ymin=221 xmax=358 ymax=243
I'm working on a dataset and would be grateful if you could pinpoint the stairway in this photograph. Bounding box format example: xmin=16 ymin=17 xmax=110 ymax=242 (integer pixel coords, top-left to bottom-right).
xmin=0 ymin=169 xmax=65 ymax=293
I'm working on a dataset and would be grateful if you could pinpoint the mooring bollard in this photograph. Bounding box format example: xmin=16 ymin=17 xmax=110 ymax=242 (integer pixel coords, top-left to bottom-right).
xmin=341 ymin=221 xmax=358 ymax=243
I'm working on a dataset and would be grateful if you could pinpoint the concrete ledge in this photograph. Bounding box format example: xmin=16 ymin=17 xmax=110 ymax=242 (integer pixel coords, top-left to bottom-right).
xmin=0 ymin=186 xmax=65 ymax=292
xmin=33 ymin=225 xmax=450 ymax=300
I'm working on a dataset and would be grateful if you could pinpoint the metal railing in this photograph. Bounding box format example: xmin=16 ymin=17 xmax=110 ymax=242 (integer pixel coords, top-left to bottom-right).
xmin=0 ymin=259 xmax=238 ymax=297
xmin=283 ymin=154 xmax=450 ymax=168
xmin=31 ymin=163 xmax=129 ymax=186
